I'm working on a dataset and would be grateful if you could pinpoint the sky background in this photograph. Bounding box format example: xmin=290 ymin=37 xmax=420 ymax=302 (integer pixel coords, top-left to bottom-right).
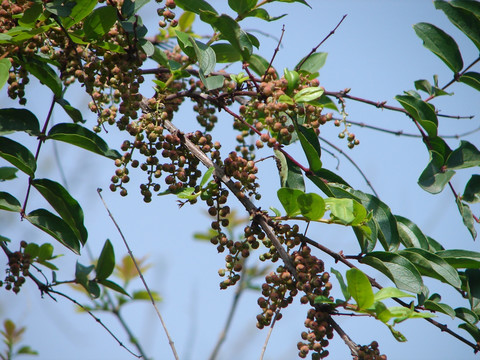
xmin=1 ymin=1 xmax=479 ymax=359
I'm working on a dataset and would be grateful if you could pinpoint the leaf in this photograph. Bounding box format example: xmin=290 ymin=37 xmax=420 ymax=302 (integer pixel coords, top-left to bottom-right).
xmin=132 ymin=290 xmax=162 ymax=302
xmin=459 ymin=71 xmax=480 ymax=91
xmin=456 ymin=198 xmax=477 ymax=240
xmin=315 ymin=94 xmax=339 ymax=111
xmin=55 ymin=98 xmax=85 ymax=123
xmin=95 ymin=239 xmax=115 ymax=281
xmin=200 ymin=167 xmax=215 ymax=188
xmin=248 ymin=54 xmax=270 ymax=76
xmin=464 ymin=269 xmax=480 ymax=314
xmin=436 ymin=249 xmax=480 ymax=268
xmin=398 ymin=248 xmax=462 ymax=288
xmin=435 ymin=1 xmax=480 ymax=51
xmin=45 ymin=0 xmax=76 ymax=17
xmin=83 ymin=6 xmax=118 ymax=40
xmin=175 ymin=0 xmax=217 ymax=15
xmin=424 ymin=299 xmax=456 ymax=318
xmin=38 ymin=243 xmax=54 ymax=261
xmin=16 ymin=345 xmax=38 ymax=355
xmin=244 ymin=8 xmax=286 ymax=22
xmin=274 ymin=0 xmax=311 ymax=8
xmin=277 ymin=187 xmax=303 ymax=216
xmin=459 ymin=322 xmax=480 ymax=342
xmin=32 ymin=178 xmax=87 ymax=245
xmin=296 ymin=52 xmax=328 ymax=73
xmin=374 ymin=287 xmax=415 ymax=302
xmin=121 ymin=0 xmax=149 ymax=18
xmin=0 ymin=192 xmax=21 ymax=212
xmin=395 ymin=215 xmax=429 ymax=250
xmin=346 ymin=268 xmax=374 ymax=309
xmin=294 ymin=86 xmax=325 ymax=103
xmin=21 ymin=56 xmax=62 ymax=98
xmin=331 ymin=267 xmax=350 ymax=301
xmin=456 ymin=307 xmax=479 ymax=325
xmin=447 ymin=141 xmax=480 ymax=170
xmin=463 ymin=175 xmax=480 ymax=203
xmin=325 ymin=198 xmax=367 ymax=225
xmin=27 ymin=209 xmax=81 ymax=254
xmin=203 ymin=75 xmax=224 ymax=91
xmin=0 ymin=58 xmax=10 ymax=90
xmin=295 ymin=124 xmax=322 ymax=173
xmin=62 ymin=0 xmax=98 ymax=28
xmin=211 ymin=43 xmax=242 ymax=63
xmin=98 ymin=279 xmax=129 ymax=296
xmin=451 ymin=0 xmax=480 ymax=16
xmin=47 ymin=123 xmax=121 ymax=159
xmin=360 ymin=252 xmax=423 ymax=294
xmin=228 ymin=0 xmax=256 ymax=15
xmin=75 ymin=261 xmax=95 ymax=287
xmin=413 ymin=22 xmax=463 ymax=73
xmin=274 ymin=150 xmax=305 ymax=191
xmin=18 ymin=3 xmax=43 ymax=27
xmin=0 ymin=136 xmax=36 ymax=176
xmin=200 ymin=12 xmax=252 ymax=60
xmin=418 ymin=151 xmax=455 ymax=194
xmin=395 ymin=95 xmax=438 ymax=137
xmin=297 ymin=193 xmax=325 ymax=220
xmin=0 ymin=167 xmax=17 ymax=181
xmin=0 ymin=108 xmax=39 ymax=136
xmin=284 ymin=68 xmax=300 ymax=95
xmin=178 ymin=11 xmax=196 ymax=32
xmin=189 ymin=37 xmax=216 ymax=76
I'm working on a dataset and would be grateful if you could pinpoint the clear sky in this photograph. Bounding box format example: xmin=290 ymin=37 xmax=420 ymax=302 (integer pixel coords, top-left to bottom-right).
xmin=1 ymin=1 xmax=479 ymax=360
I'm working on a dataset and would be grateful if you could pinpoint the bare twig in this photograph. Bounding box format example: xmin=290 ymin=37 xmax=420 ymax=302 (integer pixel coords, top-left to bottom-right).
xmin=259 ymin=308 xmax=282 ymax=360
xmin=328 ymin=317 xmax=359 ymax=357
xmin=96 ymin=189 xmax=180 ymax=360
xmin=263 ymin=25 xmax=285 ymax=79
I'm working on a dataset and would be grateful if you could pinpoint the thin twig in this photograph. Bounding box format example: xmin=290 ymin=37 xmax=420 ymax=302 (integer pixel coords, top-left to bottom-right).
xmin=328 ymin=317 xmax=359 ymax=357
xmin=259 ymin=308 xmax=282 ymax=360
xmin=263 ymin=25 xmax=285 ymax=79
xmin=295 ymin=14 xmax=347 ymax=71
xmin=96 ymin=189 xmax=180 ymax=360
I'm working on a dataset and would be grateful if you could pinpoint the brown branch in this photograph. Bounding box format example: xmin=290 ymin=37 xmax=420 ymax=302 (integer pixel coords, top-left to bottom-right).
xmin=328 ymin=317 xmax=360 ymax=357
xmin=295 ymin=14 xmax=348 ymax=71
xmin=264 ymin=24 xmax=285 ymax=78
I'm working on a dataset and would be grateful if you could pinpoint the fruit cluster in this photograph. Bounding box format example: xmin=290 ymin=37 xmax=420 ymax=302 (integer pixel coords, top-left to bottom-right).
xmin=354 ymin=341 xmax=387 ymax=360
xmin=1 ymin=242 xmax=31 ymax=294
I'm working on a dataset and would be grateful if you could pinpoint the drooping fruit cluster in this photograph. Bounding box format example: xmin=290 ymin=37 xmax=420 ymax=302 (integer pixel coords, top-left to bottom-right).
xmin=1 ymin=242 xmax=31 ymax=294
xmin=156 ymin=0 xmax=178 ymax=28
xmin=354 ymin=341 xmax=387 ymax=360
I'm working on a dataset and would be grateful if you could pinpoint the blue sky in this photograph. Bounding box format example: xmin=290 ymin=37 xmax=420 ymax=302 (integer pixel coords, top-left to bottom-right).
xmin=1 ymin=1 xmax=479 ymax=359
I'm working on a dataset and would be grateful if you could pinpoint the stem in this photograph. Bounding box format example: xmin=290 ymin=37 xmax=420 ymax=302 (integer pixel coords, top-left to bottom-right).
xmin=259 ymin=308 xmax=282 ymax=360
xmin=328 ymin=317 xmax=359 ymax=358
xmin=263 ymin=24 xmax=285 ymax=79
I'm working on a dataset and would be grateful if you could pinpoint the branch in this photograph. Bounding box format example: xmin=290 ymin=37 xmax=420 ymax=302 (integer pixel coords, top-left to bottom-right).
xmin=263 ymin=24 xmax=285 ymax=78
xmin=97 ymin=189 xmax=180 ymax=360
xmin=328 ymin=317 xmax=359 ymax=357
xmin=259 ymin=308 xmax=282 ymax=360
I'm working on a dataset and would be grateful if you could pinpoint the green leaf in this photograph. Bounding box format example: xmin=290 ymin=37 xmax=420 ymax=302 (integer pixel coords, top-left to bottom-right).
xmin=0 ymin=58 xmax=10 ymax=90
xmin=446 ymin=141 xmax=480 ymax=170
xmin=62 ymin=0 xmax=98 ymax=28
xmin=45 ymin=0 xmax=76 ymax=17
xmin=189 ymin=37 xmax=216 ymax=76
xmin=200 ymin=167 xmax=215 ymax=188
xmin=75 ymin=261 xmax=94 ymax=286
xmin=0 ymin=136 xmax=36 ymax=176
xmin=175 ymin=30 xmax=196 ymax=58
xmin=360 ymin=252 xmax=423 ymax=294
xmin=294 ymin=86 xmax=325 ymax=103
xmin=0 ymin=108 xmax=40 ymax=136
xmin=98 ymin=279 xmax=130 ymax=296
xmin=38 ymin=243 xmax=54 ymax=261
xmin=16 ymin=345 xmax=38 ymax=355
xmin=296 ymin=124 xmax=322 ymax=173
xmin=27 ymin=209 xmax=80 ymax=254
xmin=436 ymin=249 xmax=480 ymax=269
xmin=414 ymin=79 xmax=451 ymax=97
xmin=202 ymin=75 xmax=224 ymax=91
xmin=325 ymin=198 xmax=367 ymax=225
xmin=0 ymin=167 xmax=17 ymax=181
xmin=459 ymin=71 xmax=480 ymax=91
xmin=178 ymin=11 xmax=196 ymax=32
xmin=424 ymin=299 xmax=456 ymax=319
xmin=228 ymin=0 xmax=256 ymax=15
xmin=413 ymin=22 xmax=463 ymax=73
xmin=374 ymin=287 xmax=415 ymax=302
xmin=296 ymin=52 xmax=328 ymax=73
xmin=451 ymin=0 xmax=480 ymax=16
xmin=175 ymin=0 xmax=217 ymax=15
xmin=459 ymin=322 xmax=480 ymax=342
xmin=121 ymin=0 xmax=149 ymax=18
xmin=47 ymin=123 xmax=120 ymax=159
xmin=83 ymin=6 xmax=117 ymax=40
xmin=315 ymin=94 xmax=339 ymax=111
xmin=418 ymin=151 xmax=455 ymax=194
xmin=244 ymin=8 xmax=286 ymax=22
xmin=277 ymin=187 xmax=303 ymax=216
xmin=456 ymin=307 xmax=479 ymax=325
xmin=96 ymin=239 xmax=115 ymax=281
xmin=463 ymin=175 xmax=480 ymax=203
xmin=398 ymin=248 xmax=462 ymax=288
xmin=55 ymin=98 xmax=85 ymax=123
xmin=331 ymin=267 xmax=350 ymax=301
xmin=25 ymin=243 xmax=40 ymax=258
xmin=248 ymin=54 xmax=270 ymax=76
xmin=297 ymin=193 xmax=325 ymax=220
xmin=395 ymin=215 xmax=429 ymax=250
xmin=274 ymin=0 xmax=311 ymax=8
xmin=284 ymin=68 xmax=300 ymax=95
xmin=18 ymin=3 xmax=43 ymax=27
xmin=211 ymin=43 xmax=242 ymax=63
xmin=346 ymin=268 xmax=374 ymax=309
xmin=395 ymin=95 xmax=438 ymax=137
xmin=32 ymin=178 xmax=87 ymax=245
xmin=22 ymin=56 xmax=62 ymax=98
xmin=200 ymin=13 xmax=252 ymax=60
xmin=429 ymin=136 xmax=452 ymax=162
xmin=0 ymin=192 xmax=21 ymax=212
xmin=274 ymin=150 xmax=305 ymax=191
xmin=466 ymin=269 xmax=480 ymax=314
xmin=132 ymin=290 xmax=162 ymax=302
xmin=456 ymin=198 xmax=477 ymax=240
xmin=435 ymin=1 xmax=480 ymax=51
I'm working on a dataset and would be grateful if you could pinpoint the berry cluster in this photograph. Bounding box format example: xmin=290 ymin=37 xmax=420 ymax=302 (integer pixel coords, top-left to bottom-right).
xmin=156 ymin=0 xmax=178 ymax=28
xmin=2 ymin=242 xmax=31 ymax=294
xmin=334 ymin=120 xmax=360 ymax=149
xmin=354 ymin=341 xmax=387 ymax=360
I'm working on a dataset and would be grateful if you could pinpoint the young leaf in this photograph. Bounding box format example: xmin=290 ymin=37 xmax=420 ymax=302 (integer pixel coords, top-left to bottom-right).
xmin=346 ymin=268 xmax=374 ymax=309
xmin=413 ymin=22 xmax=463 ymax=73
xmin=0 ymin=136 xmax=36 ymax=176
xmin=83 ymin=6 xmax=118 ymax=40
xmin=98 ymin=279 xmax=130 ymax=296
xmin=325 ymin=198 xmax=366 ymax=225
xmin=446 ymin=141 xmax=480 ymax=170
xmin=296 ymin=52 xmax=328 ymax=73
xmin=459 ymin=72 xmax=480 ymax=91
xmin=331 ymin=268 xmax=351 ymax=301
xmin=374 ymin=287 xmax=415 ymax=302
xmin=456 ymin=198 xmax=477 ymax=240
xmin=0 ymin=192 xmax=21 ymax=212
xmin=395 ymin=215 xmax=429 ymax=250
xmin=395 ymin=95 xmax=438 ymax=137
xmin=297 ymin=193 xmax=325 ymax=220
xmin=27 ymin=209 xmax=81 ymax=254
xmin=200 ymin=167 xmax=215 ymax=188
xmin=277 ymin=187 xmax=303 ymax=216
xmin=418 ymin=151 xmax=455 ymax=194
xmin=32 ymin=178 xmax=88 ymax=245
xmin=96 ymin=239 xmax=115 ymax=281
xmin=178 ymin=11 xmax=195 ymax=32
xmin=463 ymin=175 xmax=480 ymax=203
xmin=0 ymin=167 xmax=17 ymax=181
xmin=360 ymin=252 xmax=423 ymax=294
xmin=47 ymin=123 xmax=121 ymax=159
xmin=294 ymin=86 xmax=325 ymax=103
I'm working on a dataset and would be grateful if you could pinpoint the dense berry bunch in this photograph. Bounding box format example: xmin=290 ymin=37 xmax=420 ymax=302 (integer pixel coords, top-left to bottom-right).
xmin=354 ymin=341 xmax=387 ymax=360
xmin=1 ymin=242 xmax=31 ymax=294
